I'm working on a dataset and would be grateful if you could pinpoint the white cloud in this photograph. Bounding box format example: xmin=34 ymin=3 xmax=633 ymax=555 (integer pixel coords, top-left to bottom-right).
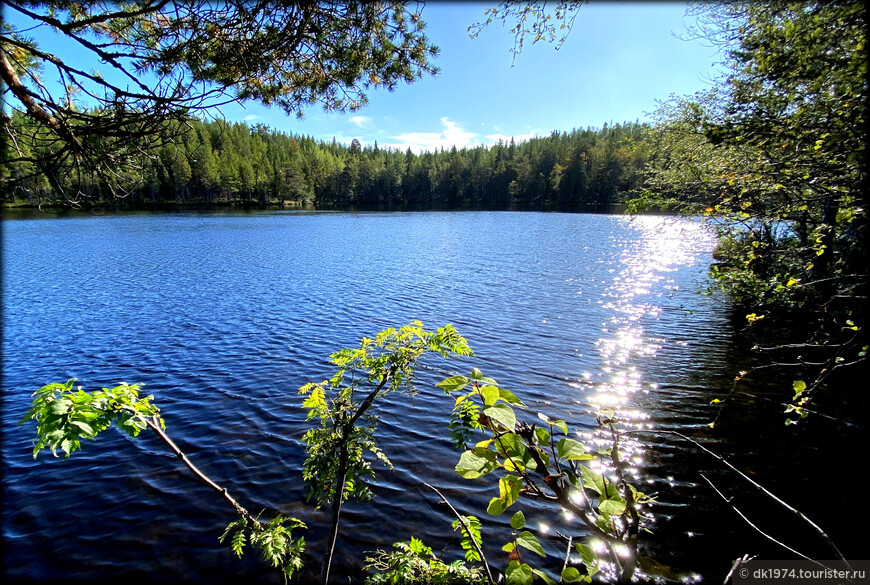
xmin=388 ymin=117 xmax=480 ymax=153
xmin=379 ymin=118 xmax=541 ymax=154
xmin=243 ymin=114 xmax=260 ymax=122
xmin=485 ymin=130 xmax=539 ymax=145
xmin=349 ymin=115 xmax=373 ymax=129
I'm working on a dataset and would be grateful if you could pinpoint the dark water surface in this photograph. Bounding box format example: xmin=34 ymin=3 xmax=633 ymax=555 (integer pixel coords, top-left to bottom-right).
xmin=2 ymin=211 xmax=864 ymax=583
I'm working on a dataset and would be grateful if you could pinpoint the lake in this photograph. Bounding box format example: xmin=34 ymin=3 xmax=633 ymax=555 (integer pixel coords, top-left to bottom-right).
xmin=2 ymin=210 xmax=863 ymax=583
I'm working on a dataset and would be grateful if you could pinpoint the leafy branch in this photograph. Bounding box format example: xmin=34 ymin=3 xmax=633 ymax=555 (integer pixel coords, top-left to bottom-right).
xmin=299 ymin=321 xmax=473 ymax=585
xmin=436 ymin=369 xmax=649 ymax=584
xmin=425 ymin=482 xmax=495 ymax=585
xmin=19 ymin=378 xmax=307 ymax=581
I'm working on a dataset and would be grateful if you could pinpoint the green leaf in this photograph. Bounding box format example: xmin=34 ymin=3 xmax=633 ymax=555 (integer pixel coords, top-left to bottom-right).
xmin=437 ymin=376 xmax=470 ymax=393
xmin=495 ymin=432 xmax=527 ymax=461
xmin=499 ymin=475 xmax=522 ymax=510
xmin=502 ymin=541 xmax=517 ymax=553
xmin=535 ymin=426 xmax=551 ymax=445
xmin=498 ymin=387 xmax=526 ymax=406
xmin=483 ymin=403 xmax=516 ymax=430
xmin=516 ymin=531 xmax=545 ymax=557
xmin=510 ymin=510 xmax=526 ymax=529
xmin=47 ymin=400 xmax=72 ymax=415
xmin=301 ymin=386 xmax=327 ymax=415
xmin=69 ymin=420 xmax=95 ymax=437
xmin=575 ymin=542 xmax=596 ymax=567
xmin=487 ymin=497 xmax=505 ymax=515
xmin=408 ymin=536 xmax=426 ymax=555
xmin=452 ymin=515 xmax=483 ymax=563
xmin=579 ymin=465 xmax=606 ymax=495
xmin=506 ymin=561 xmax=534 ymax=585
xmin=552 ymin=419 xmax=568 ymax=435
xmin=598 ymin=499 xmax=626 ymax=516
xmin=480 ymin=385 xmax=500 ymax=406
xmin=556 ymin=438 xmax=589 ymax=461
xmin=793 ymin=380 xmax=807 ymax=395
xmin=532 ymin=568 xmax=557 ymax=585
xmin=470 ymin=367 xmax=484 ymax=380
xmin=561 ymin=567 xmax=583 ymax=583
xmin=455 ymin=449 xmax=498 ymax=479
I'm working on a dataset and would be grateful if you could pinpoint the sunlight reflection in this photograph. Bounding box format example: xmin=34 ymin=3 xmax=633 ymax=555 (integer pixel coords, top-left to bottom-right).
xmin=583 ymin=217 xmax=714 ymax=424
xmin=571 ymin=216 xmax=717 ymax=575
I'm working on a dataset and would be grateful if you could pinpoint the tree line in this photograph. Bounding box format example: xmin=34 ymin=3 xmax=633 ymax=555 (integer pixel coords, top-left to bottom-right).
xmin=1 ymin=114 xmax=650 ymax=212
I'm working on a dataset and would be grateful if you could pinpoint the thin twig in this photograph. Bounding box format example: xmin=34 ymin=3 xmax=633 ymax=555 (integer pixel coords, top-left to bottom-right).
xmin=699 ymin=474 xmax=832 ymax=571
xmin=322 ymin=367 xmax=396 ymax=585
xmin=724 ymin=554 xmax=755 ymax=585
xmin=424 ymin=483 xmax=496 ymax=585
xmin=140 ymin=415 xmax=254 ymax=523
xmin=561 ymin=534 xmax=573 ymax=576
xmin=629 ymin=430 xmax=849 ymax=566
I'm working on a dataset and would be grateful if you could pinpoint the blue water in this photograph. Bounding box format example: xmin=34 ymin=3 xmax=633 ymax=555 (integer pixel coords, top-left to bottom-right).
xmin=2 ymin=211 xmax=860 ymax=583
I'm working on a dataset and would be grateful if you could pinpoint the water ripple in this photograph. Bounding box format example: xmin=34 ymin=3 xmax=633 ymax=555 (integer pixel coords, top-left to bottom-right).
xmin=3 ymin=211 xmax=744 ymax=583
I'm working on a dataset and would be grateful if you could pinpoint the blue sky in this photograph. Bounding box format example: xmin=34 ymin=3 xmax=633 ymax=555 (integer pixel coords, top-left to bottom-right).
xmin=7 ymin=2 xmax=724 ymax=153
xmin=223 ymin=2 xmax=724 ymax=151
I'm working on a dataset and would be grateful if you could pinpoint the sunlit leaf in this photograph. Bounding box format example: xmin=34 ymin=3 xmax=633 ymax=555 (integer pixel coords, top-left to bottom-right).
xmin=480 ymin=385 xmax=500 ymax=406
xmin=483 ymin=403 xmax=516 ymax=430
xmin=579 ymin=465 xmax=606 ymax=495
xmin=556 ymin=438 xmax=589 ymax=461
xmin=498 ymin=387 xmax=526 ymax=406
xmin=575 ymin=542 xmax=596 ymax=566
xmin=506 ymin=561 xmax=534 ymax=585
xmin=437 ymin=376 xmax=469 ymax=393
xmin=455 ymin=449 xmax=498 ymax=479
xmin=499 ymin=475 xmax=522 ymax=510
xmin=598 ymin=499 xmax=626 ymax=516
xmin=516 ymin=531 xmax=545 ymax=557
xmin=487 ymin=497 xmax=505 ymax=515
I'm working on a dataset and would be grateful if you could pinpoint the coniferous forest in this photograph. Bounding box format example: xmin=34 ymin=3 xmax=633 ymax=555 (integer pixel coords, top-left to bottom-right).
xmin=1 ymin=113 xmax=650 ymax=211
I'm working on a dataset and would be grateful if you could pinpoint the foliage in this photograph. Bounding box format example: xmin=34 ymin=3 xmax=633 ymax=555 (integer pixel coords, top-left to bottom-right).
xmin=20 ymin=378 xmax=162 ymax=458
xmin=299 ymin=321 xmax=473 ymax=584
xmin=299 ymin=321 xmax=473 ymax=507
xmin=634 ymin=1 xmax=867 ymax=418
xmin=451 ymin=514 xmax=484 ymax=563
xmin=437 ymin=369 xmax=648 ymax=583
xmin=20 ymin=377 xmax=308 ymax=582
xmin=364 ymin=537 xmax=488 ymax=585
xmin=468 ymin=2 xmax=588 ymax=65
xmin=22 ymin=326 xmax=649 ymax=583
xmin=25 ymin=320 xmax=853 ymax=583
xmin=220 ymin=515 xmax=307 ymax=581
xmin=1 ymin=1 xmax=439 ymax=206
